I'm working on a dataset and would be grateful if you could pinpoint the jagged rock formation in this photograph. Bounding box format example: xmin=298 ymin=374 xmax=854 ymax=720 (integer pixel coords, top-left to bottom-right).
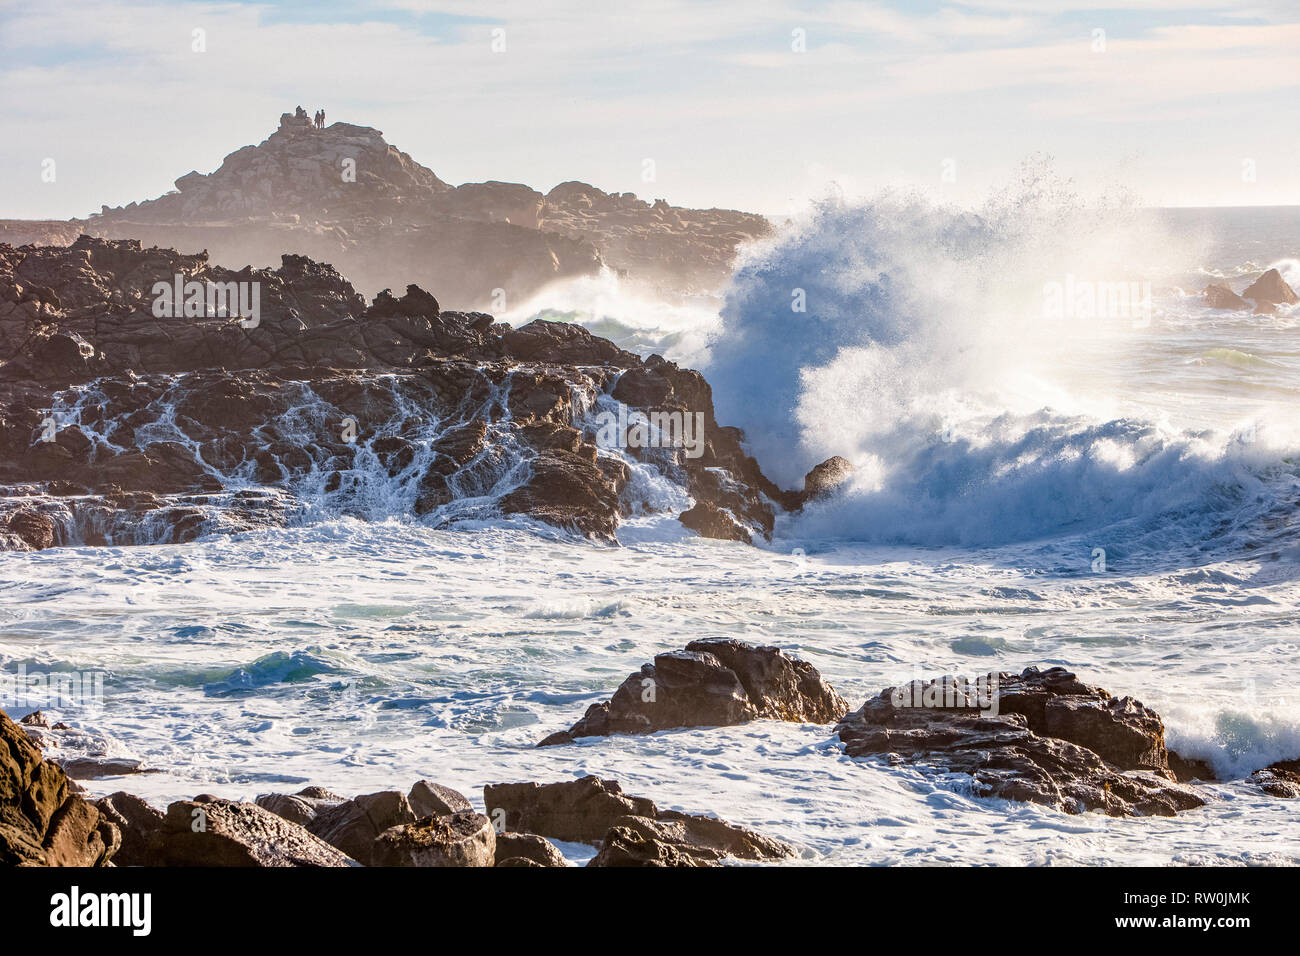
xmin=7 ymin=112 xmax=769 ymax=309
xmin=538 ymin=638 xmax=847 ymax=745
xmin=0 ymin=236 xmax=811 ymax=548
xmin=835 ymin=666 xmax=1207 ymax=817
xmin=1203 ymin=268 xmax=1298 ymax=314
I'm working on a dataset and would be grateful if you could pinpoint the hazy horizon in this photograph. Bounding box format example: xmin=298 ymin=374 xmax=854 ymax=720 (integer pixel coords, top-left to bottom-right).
xmin=2 ymin=0 xmax=1297 ymax=221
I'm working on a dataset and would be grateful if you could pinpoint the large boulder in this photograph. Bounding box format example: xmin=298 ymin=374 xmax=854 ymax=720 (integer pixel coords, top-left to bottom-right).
xmin=484 ymin=776 xmax=658 ymax=844
xmin=154 ymin=798 xmax=357 ymax=866
xmin=1251 ymin=758 xmax=1300 ymax=798
xmin=93 ymin=791 xmax=164 ymax=867
xmin=835 ymin=667 xmax=1206 ymax=817
xmin=0 ymin=709 xmax=118 ymax=866
xmin=538 ymin=639 xmax=847 ymax=744
xmin=1203 ymin=282 xmax=1250 ymax=311
xmin=371 ymin=811 xmax=495 ymax=867
xmin=254 ymin=785 xmax=346 ymax=827
xmin=304 ymin=790 xmax=417 ymax=865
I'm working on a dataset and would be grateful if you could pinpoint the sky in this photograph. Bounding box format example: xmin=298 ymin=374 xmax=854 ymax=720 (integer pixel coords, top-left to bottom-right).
xmin=1 ymin=0 xmax=1297 ymax=220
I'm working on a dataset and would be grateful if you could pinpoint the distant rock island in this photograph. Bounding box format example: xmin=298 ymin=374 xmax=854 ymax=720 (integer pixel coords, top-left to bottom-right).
xmin=1 ymin=110 xmax=771 ymax=309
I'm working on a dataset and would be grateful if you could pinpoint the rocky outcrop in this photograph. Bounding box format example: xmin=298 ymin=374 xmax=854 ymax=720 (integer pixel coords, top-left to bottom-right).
xmin=1203 ymin=282 xmax=1250 ymax=311
xmin=1204 ymin=269 xmax=1297 ymax=314
xmin=0 ymin=709 xmax=119 ymax=866
xmin=482 ymin=775 xmax=793 ymax=866
xmin=485 ymin=776 xmax=656 ymax=844
xmin=835 ymin=667 xmax=1206 ymax=817
xmin=494 ymin=831 xmax=567 ymax=867
xmin=1251 ymin=759 xmax=1300 ymax=798
xmin=538 ymin=639 xmax=847 ymax=745
xmin=0 ymin=237 xmax=795 ymax=547
xmin=1241 ymin=268 xmax=1298 ymax=313
xmin=10 ymin=112 xmax=770 ymax=309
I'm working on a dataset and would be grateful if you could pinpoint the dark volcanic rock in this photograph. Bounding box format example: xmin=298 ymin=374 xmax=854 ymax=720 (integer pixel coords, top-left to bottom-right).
xmin=538 ymin=638 xmax=846 ymax=744
xmin=1251 ymin=758 xmax=1300 ymax=798
xmin=834 ymin=667 xmax=1206 ymax=817
xmin=797 ymin=456 xmax=854 ymax=504
xmin=1167 ymin=750 xmax=1218 ymax=783
xmin=155 ymin=798 xmax=356 ymax=866
xmin=371 ymin=810 xmax=495 ymax=867
xmin=0 ymin=238 xmax=791 ymax=548
xmin=0 ymin=709 xmax=119 ymax=866
xmin=254 ymin=785 xmax=346 ymax=827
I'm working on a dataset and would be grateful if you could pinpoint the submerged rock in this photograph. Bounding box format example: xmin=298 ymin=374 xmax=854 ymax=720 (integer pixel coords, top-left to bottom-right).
xmin=835 ymin=666 xmax=1206 ymax=817
xmin=538 ymin=638 xmax=847 ymax=744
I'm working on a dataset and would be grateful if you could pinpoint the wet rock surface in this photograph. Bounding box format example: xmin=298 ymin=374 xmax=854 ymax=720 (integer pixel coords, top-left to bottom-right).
xmin=835 ymin=666 xmax=1207 ymax=817
xmin=0 ymin=710 xmax=119 ymax=866
xmin=0 ymin=237 xmax=794 ymax=546
xmin=538 ymin=639 xmax=847 ymax=744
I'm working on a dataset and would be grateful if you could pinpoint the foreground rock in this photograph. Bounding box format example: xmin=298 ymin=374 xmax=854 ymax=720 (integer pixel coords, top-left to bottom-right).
xmin=835 ymin=666 xmax=1206 ymax=817
xmin=154 ymin=798 xmax=356 ymax=867
xmin=371 ymin=811 xmax=496 ymax=867
xmin=1203 ymin=268 xmax=1298 ymax=314
xmin=484 ymin=775 xmax=793 ymax=866
xmin=0 ymin=709 xmax=119 ymax=866
xmin=1202 ymin=282 xmax=1250 ymax=311
xmin=494 ymin=831 xmax=567 ymax=867
xmin=539 ymin=638 xmax=847 ymax=744
xmin=0 ymin=237 xmax=798 ymax=546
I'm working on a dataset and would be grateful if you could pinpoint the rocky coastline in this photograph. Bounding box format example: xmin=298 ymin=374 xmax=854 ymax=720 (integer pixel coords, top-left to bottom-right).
xmin=0 ymin=235 xmax=845 ymax=552
xmin=4 ymin=640 xmax=1295 ymax=867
